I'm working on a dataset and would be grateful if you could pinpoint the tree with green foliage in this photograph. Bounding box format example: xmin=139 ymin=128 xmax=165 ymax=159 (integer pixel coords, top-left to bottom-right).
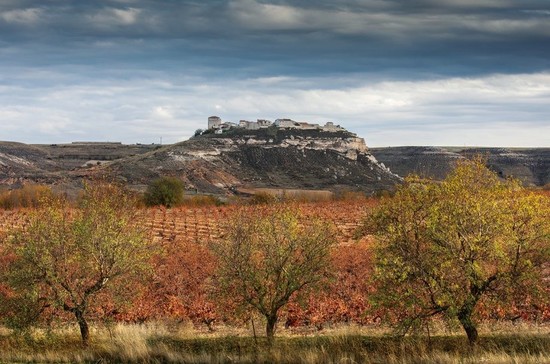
xmin=0 ymin=181 xmax=151 ymax=345
xmin=366 ymin=158 xmax=550 ymax=345
xmin=144 ymin=176 xmax=185 ymax=207
xmin=213 ymin=206 xmax=336 ymax=342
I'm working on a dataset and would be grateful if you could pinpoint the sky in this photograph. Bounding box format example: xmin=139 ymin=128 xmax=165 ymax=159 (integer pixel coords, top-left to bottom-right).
xmin=0 ymin=0 xmax=549 ymax=147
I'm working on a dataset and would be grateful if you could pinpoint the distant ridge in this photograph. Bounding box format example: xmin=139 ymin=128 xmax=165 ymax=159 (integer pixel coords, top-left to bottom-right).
xmin=370 ymin=146 xmax=550 ymax=187
xmin=0 ymin=135 xmax=548 ymax=193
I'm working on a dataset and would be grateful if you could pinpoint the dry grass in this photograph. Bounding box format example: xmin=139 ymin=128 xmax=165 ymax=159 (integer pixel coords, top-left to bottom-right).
xmin=1 ymin=322 xmax=549 ymax=363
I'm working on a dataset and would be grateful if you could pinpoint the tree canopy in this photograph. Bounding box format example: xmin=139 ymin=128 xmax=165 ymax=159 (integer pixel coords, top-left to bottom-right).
xmin=0 ymin=181 xmax=151 ymax=344
xmin=144 ymin=176 xmax=185 ymax=207
xmin=367 ymin=158 xmax=550 ymax=345
xmin=213 ymin=206 xmax=336 ymax=341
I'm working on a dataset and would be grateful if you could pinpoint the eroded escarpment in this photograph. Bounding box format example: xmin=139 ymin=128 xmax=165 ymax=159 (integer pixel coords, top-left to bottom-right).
xmin=370 ymin=146 xmax=550 ymax=187
xmin=106 ymin=129 xmax=400 ymax=194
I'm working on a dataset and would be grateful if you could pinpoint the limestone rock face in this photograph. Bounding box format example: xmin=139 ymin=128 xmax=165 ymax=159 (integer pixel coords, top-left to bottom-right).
xmin=106 ymin=129 xmax=401 ymax=194
xmin=1 ymin=132 xmax=547 ymax=194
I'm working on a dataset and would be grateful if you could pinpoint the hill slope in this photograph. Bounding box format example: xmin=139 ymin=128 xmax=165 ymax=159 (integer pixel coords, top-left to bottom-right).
xmin=106 ymin=129 xmax=401 ymax=194
xmin=1 ymin=136 xmax=548 ymax=194
xmin=370 ymin=147 xmax=550 ymax=187
xmin=0 ymin=142 xmax=60 ymax=185
xmin=0 ymin=141 xmax=158 ymax=188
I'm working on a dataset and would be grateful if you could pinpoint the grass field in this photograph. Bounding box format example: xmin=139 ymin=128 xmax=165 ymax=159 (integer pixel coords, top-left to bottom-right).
xmin=1 ymin=323 xmax=549 ymax=363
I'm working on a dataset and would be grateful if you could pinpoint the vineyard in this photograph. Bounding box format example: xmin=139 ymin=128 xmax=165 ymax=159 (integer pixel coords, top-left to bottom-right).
xmin=0 ymin=197 xmax=548 ymax=332
xmin=121 ymin=199 xmax=379 ymax=328
xmin=0 ymin=199 xmax=372 ymax=245
xmin=142 ymin=199 xmax=374 ymax=246
xmin=0 ymin=199 xmax=378 ymax=329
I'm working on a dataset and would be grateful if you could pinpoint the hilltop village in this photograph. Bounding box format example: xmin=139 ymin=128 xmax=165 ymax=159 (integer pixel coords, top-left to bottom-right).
xmin=205 ymin=116 xmax=347 ymax=134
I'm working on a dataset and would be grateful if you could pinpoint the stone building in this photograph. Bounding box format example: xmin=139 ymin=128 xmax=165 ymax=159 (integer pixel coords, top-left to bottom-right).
xmin=208 ymin=116 xmax=222 ymax=129
xmin=257 ymin=119 xmax=273 ymax=128
xmin=297 ymin=122 xmax=321 ymax=130
xmin=322 ymin=122 xmax=345 ymax=132
xmin=274 ymin=118 xmax=298 ymax=128
xmin=239 ymin=120 xmax=261 ymax=130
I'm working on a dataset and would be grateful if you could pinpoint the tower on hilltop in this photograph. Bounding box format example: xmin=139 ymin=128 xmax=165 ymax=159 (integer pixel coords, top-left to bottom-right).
xmin=208 ymin=116 xmax=222 ymax=129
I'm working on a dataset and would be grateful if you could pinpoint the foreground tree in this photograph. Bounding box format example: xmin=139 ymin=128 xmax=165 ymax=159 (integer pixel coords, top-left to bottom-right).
xmin=1 ymin=181 xmax=151 ymax=345
xmin=213 ymin=206 xmax=336 ymax=341
xmin=367 ymin=158 xmax=550 ymax=345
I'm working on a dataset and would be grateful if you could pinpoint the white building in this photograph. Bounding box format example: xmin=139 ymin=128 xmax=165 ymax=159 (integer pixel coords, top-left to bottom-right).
xmin=323 ymin=122 xmax=345 ymax=132
xmin=257 ymin=119 xmax=273 ymax=128
xmin=274 ymin=118 xmax=298 ymax=128
xmin=220 ymin=122 xmax=237 ymax=130
xmin=297 ymin=122 xmax=321 ymax=130
xmin=208 ymin=116 xmax=347 ymax=133
xmin=208 ymin=116 xmax=222 ymax=129
xmin=239 ymin=120 xmax=261 ymax=130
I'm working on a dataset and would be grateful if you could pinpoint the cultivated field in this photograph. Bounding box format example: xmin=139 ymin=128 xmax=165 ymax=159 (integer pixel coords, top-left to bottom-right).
xmin=142 ymin=199 xmax=373 ymax=246
xmin=1 ymin=196 xmax=549 ymax=363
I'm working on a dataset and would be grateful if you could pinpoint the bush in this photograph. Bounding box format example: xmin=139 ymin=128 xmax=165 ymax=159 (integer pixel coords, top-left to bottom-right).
xmin=0 ymin=184 xmax=54 ymax=209
xmin=249 ymin=191 xmax=278 ymax=205
xmin=144 ymin=177 xmax=185 ymax=207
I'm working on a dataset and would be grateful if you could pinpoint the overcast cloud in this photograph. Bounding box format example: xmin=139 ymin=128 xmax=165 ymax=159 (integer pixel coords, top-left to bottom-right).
xmin=0 ymin=0 xmax=549 ymax=146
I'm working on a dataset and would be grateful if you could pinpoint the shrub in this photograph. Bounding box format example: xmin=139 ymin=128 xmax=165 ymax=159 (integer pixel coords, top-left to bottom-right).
xmin=0 ymin=184 xmax=54 ymax=209
xmin=144 ymin=177 xmax=185 ymax=207
xmin=249 ymin=191 xmax=278 ymax=205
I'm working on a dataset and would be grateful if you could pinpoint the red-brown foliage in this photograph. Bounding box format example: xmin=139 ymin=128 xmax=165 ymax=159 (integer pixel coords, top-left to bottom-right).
xmin=285 ymin=240 xmax=374 ymax=329
xmin=1 ymin=197 xmax=548 ymax=329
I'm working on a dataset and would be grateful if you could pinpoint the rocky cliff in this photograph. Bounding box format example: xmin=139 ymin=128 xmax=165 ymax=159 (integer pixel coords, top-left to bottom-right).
xmin=370 ymin=147 xmax=550 ymax=187
xmin=106 ymin=128 xmax=401 ymax=194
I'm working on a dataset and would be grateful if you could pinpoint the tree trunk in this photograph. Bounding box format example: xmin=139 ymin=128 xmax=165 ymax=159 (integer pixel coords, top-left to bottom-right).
xmin=74 ymin=310 xmax=90 ymax=346
xmin=265 ymin=314 xmax=278 ymax=343
xmin=457 ymin=304 xmax=478 ymax=346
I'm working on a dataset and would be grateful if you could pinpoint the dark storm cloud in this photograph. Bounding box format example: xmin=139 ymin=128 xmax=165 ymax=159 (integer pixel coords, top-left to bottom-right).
xmin=0 ymin=1 xmax=549 ymax=146
xmin=2 ymin=1 xmax=549 ymax=37
xmin=1 ymin=0 xmax=549 ymax=78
